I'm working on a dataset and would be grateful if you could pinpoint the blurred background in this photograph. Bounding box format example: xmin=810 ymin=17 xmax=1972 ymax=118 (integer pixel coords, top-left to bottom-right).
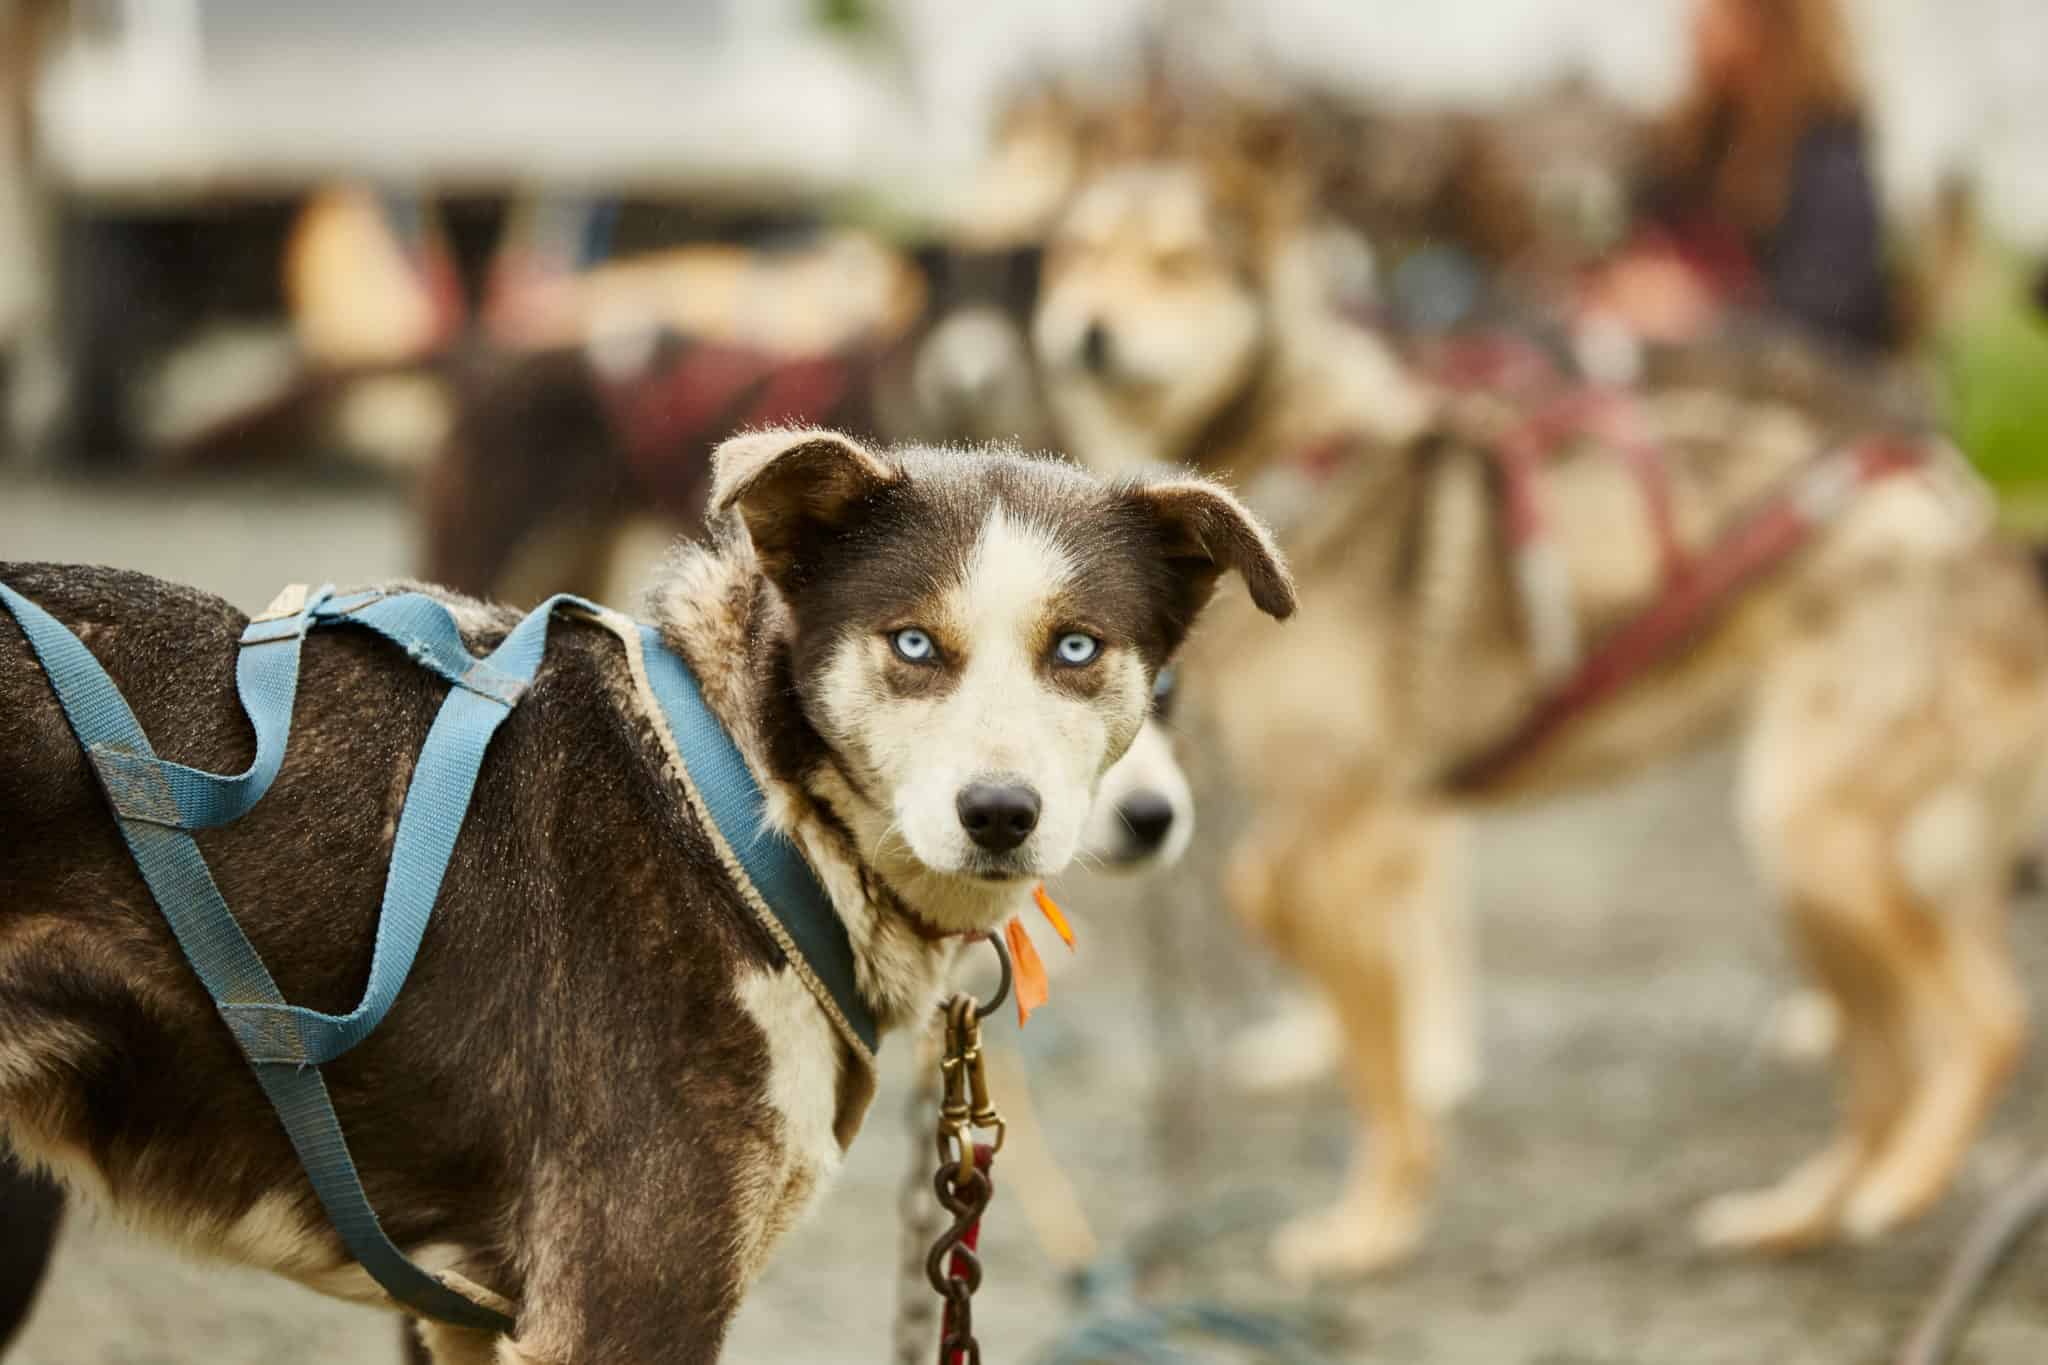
xmin=3 ymin=0 xmax=2048 ymax=1362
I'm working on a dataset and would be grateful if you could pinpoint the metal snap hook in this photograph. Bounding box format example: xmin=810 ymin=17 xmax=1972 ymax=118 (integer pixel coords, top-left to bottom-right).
xmin=976 ymin=931 xmax=1012 ymax=1022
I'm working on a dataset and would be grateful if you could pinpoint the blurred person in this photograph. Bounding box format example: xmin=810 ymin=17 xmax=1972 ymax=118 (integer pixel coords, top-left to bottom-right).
xmin=1581 ymin=0 xmax=1892 ymax=355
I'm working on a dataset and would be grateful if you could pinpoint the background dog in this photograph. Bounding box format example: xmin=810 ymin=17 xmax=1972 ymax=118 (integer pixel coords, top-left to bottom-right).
xmin=1032 ymin=97 xmax=2048 ymax=1280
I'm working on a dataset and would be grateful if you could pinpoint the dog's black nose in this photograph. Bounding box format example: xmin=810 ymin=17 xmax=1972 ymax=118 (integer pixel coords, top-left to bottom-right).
xmin=957 ymin=782 xmax=1042 ymax=853
xmin=1080 ymin=320 xmax=1111 ymax=374
xmin=1117 ymin=792 xmax=1175 ymax=851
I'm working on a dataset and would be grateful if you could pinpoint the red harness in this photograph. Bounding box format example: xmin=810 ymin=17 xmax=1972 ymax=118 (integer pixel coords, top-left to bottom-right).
xmin=1443 ymin=432 xmax=1926 ymax=792
xmin=1289 ymin=340 xmax=1928 ymax=793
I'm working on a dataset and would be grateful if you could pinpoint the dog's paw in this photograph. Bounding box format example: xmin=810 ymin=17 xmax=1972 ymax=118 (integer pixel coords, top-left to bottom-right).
xmin=1269 ymin=1201 xmax=1422 ymax=1282
xmin=1695 ymin=1138 xmax=1867 ymax=1254
xmin=1839 ymin=1164 xmax=1947 ymax=1244
xmin=1225 ymin=1000 xmax=1341 ymax=1095
xmin=1692 ymin=1182 xmax=1842 ymax=1254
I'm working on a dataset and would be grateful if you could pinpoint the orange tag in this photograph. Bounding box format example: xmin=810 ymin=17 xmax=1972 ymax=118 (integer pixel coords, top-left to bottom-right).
xmin=1005 ymin=917 xmax=1050 ymax=1027
xmin=1033 ymin=882 xmax=1075 ymax=950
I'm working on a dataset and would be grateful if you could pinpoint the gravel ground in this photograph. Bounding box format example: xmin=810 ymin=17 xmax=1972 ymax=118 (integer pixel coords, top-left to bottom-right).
xmin=6 ymin=466 xmax=2048 ymax=1365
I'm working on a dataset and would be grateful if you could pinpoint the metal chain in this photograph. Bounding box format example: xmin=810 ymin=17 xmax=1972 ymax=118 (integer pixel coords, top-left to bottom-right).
xmin=926 ymin=1146 xmax=993 ymax=1365
xmin=923 ymin=968 xmax=1008 ymax=1365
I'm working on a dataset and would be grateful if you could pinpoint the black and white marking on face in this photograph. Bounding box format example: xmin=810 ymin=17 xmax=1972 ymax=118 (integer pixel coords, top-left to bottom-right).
xmin=711 ymin=431 xmax=1292 ymax=934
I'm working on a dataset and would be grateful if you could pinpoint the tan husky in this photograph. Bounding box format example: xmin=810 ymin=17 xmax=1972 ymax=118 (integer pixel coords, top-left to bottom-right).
xmin=1034 ymin=124 xmax=2048 ymax=1280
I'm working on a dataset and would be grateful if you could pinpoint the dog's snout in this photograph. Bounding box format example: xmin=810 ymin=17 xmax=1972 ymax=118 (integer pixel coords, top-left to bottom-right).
xmin=1080 ymin=320 xmax=1111 ymax=374
xmin=1117 ymin=791 xmax=1176 ymax=851
xmin=956 ymin=782 xmax=1042 ymax=853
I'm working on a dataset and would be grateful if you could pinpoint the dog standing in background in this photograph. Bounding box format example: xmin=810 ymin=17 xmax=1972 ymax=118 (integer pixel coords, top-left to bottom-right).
xmin=1034 ymin=100 xmax=2048 ymax=1279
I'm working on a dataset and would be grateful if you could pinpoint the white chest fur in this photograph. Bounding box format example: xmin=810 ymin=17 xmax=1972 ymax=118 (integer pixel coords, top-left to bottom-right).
xmin=731 ymin=964 xmax=850 ymax=1283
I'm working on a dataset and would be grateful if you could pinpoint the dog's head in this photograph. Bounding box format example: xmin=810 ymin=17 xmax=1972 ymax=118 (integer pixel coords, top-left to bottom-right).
xmin=710 ymin=428 xmax=1291 ymax=933
xmin=1031 ymin=100 xmax=1333 ymax=478
xmin=1081 ymin=668 xmax=1193 ymax=871
xmin=1033 ymin=162 xmax=1270 ymax=477
xmin=904 ymin=245 xmax=1050 ymax=449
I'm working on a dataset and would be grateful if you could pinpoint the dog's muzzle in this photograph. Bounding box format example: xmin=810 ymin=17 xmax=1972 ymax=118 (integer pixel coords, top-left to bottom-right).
xmin=1114 ymin=790 xmax=1176 ymax=855
xmin=956 ymin=780 xmax=1042 ymax=854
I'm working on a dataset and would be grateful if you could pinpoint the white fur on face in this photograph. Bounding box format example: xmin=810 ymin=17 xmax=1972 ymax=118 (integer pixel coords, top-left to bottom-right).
xmin=1082 ymin=716 xmax=1194 ymax=872
xmin=1034 ymin=166 xmax=1267 ymax=476
xmin=816 ymin=508 xmax=1147 ymax=929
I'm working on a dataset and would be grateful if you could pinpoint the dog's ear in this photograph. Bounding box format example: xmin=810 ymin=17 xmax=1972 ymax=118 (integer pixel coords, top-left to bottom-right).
xmin=1124 ymin=475 xmax=1296 ymax=634
xmin=710 ymin=428 xmax=903 ymax=584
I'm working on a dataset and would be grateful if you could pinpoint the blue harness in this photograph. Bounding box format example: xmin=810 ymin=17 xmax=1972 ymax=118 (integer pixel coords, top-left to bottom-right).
xmin=0 ymin=579 xmax=877 ymax=1335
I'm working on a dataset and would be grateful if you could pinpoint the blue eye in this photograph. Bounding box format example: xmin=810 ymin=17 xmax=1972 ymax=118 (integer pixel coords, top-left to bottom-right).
xmin=891 ymin=627 xmax=936 ymax=663
xmin=1054 ymin=632 xmax=1101 ymax=666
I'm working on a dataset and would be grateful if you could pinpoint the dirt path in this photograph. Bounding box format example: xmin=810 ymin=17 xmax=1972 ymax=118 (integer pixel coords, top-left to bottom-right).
xmin=6 ymin=468 xmax=2048 ymax=1364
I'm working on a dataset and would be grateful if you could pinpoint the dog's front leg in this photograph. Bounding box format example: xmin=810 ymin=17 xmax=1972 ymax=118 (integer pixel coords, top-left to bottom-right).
xmin=1228 ymin=797 xmax=1461 ymax=1280
xmin=437 ymin=1302 xmax=733 ymax=1365
xmin=468 ymin=1150 xmax=762 ymax=1365
xmin=447 ymin=1269 xmax=744 ymax=1365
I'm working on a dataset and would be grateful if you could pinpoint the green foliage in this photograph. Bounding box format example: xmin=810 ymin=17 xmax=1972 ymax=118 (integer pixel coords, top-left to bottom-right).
xmin=1936 ymin=245 xmax=2048 ymax=532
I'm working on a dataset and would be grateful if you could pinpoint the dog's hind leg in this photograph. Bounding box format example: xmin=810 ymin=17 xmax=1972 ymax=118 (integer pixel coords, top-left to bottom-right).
xmin=1241 ymin=800 xmax=1455 ymax=1281
xmin=1695 ymin=875 xmax=1913 ymax=1252
xmin=1705 ymin=571 xmax=2043 ymax=1252
xmin=1700 ymin=762 xmax=2025 ymax=1251
xmin=1839 ymin=867 xmax=2025 ymax=1242
xmin=1832 ymin=715 xmax=2041 ymax=1239
xmin=1702 ymin=737 xmax=1936 ymax=1253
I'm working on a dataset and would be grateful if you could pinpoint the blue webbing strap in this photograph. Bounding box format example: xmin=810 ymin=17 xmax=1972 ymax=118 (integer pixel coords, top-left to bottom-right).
xmin=317 ymin=593 xmax=530 ymax=704
xmin=86 ymin=584 xmax=336 ymax=829
xmin=0 ymin=581 xmax=513 ymax=1335
xmin=637 ymin=624 xmax=879 ymax=1055
xmin=219 ymin=594 xmax=596 ymax=1065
